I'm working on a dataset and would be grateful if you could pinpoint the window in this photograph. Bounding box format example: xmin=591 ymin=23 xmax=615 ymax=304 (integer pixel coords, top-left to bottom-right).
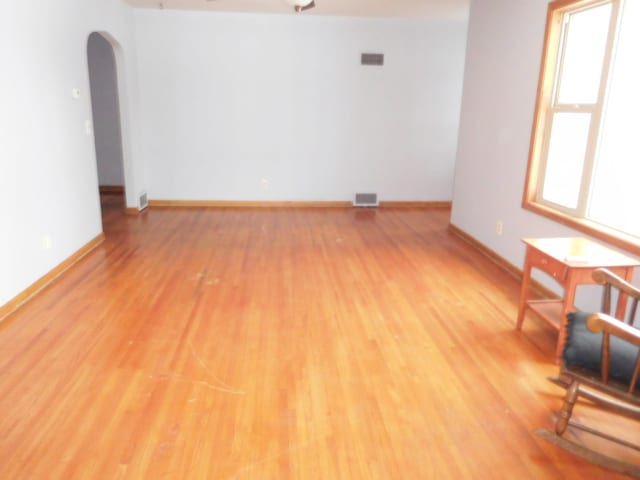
xmin=523 ymin=0 xmax=640 ymax=255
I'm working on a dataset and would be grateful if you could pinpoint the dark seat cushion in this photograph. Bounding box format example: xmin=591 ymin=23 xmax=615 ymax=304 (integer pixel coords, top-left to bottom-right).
xmin=563 ymin=311 xmax=640 ymax=385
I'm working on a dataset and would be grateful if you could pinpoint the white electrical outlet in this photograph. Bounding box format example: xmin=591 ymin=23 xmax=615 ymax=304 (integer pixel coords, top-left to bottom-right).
xmin=260 ymin=178 xmax=269 ymax=190
xmin=496 ymin=220 xmax=503 ymax=236
xmin=41 ymin=235 xmax=53 ymax=250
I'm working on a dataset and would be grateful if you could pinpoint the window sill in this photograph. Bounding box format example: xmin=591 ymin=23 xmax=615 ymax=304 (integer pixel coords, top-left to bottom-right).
xmin=523 ymin=200 xmax=640 ymax=257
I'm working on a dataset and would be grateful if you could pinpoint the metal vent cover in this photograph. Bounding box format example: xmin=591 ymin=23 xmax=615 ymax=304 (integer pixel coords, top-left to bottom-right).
xmin=139 ymin=192 xmax=148 ymax=210
xmin=361 ymin=53 xmax=384 ymax=66
xmin=354 ymin=193 xmax=378 ymax=207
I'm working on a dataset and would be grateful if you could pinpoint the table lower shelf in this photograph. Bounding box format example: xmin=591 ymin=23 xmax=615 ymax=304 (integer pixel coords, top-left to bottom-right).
xmin=526 ymin=299 xmax=564 ymax=331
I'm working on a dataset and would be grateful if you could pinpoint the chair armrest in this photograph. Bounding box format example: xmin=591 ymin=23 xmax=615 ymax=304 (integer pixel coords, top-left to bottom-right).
xmin=592 ymin=268 xmax=640 ymax=298
xmin=587 ymin=312 xmax=640 ymax=346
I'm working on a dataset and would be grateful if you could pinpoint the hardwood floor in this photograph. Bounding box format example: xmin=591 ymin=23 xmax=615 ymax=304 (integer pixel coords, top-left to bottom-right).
xmin=0 ymin=195 xmax=638 ymax=479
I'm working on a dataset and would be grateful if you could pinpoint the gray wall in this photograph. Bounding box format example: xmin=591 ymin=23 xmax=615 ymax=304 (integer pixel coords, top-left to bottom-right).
xmin=0 ymin=1 xmax=141 ymax=307
xmin=134 ymin=11 xmax=469 ymax=202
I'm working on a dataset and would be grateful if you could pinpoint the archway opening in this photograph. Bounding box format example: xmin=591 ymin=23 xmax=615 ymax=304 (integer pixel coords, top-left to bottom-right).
xmin=87 ymin=32 xmax=126 ymax=223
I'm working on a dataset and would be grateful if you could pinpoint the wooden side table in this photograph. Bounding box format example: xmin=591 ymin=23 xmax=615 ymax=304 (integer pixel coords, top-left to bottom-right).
xmin=516 ymin=237 xmax=639 ymax=363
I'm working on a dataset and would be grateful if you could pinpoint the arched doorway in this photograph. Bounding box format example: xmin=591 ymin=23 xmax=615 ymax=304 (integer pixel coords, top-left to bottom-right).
xmin=87 ymin=32 xmax=126 ymax=221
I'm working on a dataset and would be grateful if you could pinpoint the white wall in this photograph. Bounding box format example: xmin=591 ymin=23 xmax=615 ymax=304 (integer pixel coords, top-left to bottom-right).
xmin=450 ymin=0 xmax=639 ymax=306
xmin=0 ymin=1 xmax=142 ymax=307
xmin=134 ymin=10 xmax=468 ymax=202
xmin=88 ymin=32 xmax=125 ymax=187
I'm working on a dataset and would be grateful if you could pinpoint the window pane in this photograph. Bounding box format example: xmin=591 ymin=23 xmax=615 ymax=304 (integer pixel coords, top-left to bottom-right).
xmin=542 ymin=112 xmax=591 ymax=209
xmin=557 ymin=3 xmax=612 ymax=105
xmin=587 ymin=0 xmax=640 ymax=238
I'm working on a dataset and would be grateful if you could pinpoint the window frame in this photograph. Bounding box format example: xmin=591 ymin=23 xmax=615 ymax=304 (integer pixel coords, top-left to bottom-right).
xmin=522 ymin=0 xmax=640 ymax=256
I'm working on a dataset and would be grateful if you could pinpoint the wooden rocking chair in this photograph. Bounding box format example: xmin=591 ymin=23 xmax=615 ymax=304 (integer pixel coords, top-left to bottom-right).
xmin=544 ymin=267 xmax=640 ymax=474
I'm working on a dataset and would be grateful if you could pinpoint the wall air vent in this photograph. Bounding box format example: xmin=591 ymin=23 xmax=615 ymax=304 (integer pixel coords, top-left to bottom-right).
xmin=139 ymin=191 xmax=148 ymax=210
xmin=361 ymin=53 xmax=384 ymax=66
xmin=354 ymin=193 xmax=378 ymax=207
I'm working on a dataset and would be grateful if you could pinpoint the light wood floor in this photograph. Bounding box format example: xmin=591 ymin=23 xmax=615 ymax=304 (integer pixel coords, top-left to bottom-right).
xmin=0 ymin=194 xmax=638 ymax=479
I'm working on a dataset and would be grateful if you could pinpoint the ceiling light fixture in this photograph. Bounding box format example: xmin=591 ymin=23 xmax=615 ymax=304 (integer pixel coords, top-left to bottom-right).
xmin=287 ymin=0 xmax=316 ymax=12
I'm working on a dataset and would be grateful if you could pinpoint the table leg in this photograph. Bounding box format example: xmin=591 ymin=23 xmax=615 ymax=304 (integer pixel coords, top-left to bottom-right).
xmin=516 ymin=252 xmax=532 ymax=330
xmin=556 ymin=276 xmax=577 ymax=364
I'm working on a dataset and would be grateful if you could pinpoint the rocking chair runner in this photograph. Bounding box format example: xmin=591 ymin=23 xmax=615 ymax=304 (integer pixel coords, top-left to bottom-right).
xmin=552 ymin=267 xmax=640 ymax=450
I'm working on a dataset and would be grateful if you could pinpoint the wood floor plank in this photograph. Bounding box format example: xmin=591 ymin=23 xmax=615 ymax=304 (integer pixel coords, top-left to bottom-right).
xmin=0 ymin=195 xmax=638 ymax=479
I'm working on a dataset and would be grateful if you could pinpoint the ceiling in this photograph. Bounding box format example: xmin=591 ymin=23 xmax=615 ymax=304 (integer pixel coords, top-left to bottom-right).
xmin=124 ymin=0 xmax=469 ymax=19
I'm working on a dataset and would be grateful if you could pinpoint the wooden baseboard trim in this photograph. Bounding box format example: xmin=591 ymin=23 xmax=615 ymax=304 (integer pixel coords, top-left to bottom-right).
xmin=99 ymin=185 xmax=124 ymax=194
xmin=148 ymin=200 xmax=353 ymax=208
xmin=147 ymin=200 xmax=453 ymax=209
xmin=0 ymin=233 xmax=105 ymax=323
xmin=125 ymin=207 xmax=140 ymax=216
xmin=448 ymin=223 xmax=559 ymax=299
xmin=379 ymin=201 xmax=452 ymax=208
